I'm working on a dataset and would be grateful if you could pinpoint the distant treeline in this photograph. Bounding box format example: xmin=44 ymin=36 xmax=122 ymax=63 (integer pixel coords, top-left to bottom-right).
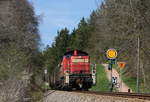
xmin=43 ymin=0 xmax=150 ymax=92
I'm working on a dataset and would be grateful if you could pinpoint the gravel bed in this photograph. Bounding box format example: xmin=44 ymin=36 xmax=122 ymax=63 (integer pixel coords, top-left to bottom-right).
xmin=44 ymin=91 xmax=150 ymax=102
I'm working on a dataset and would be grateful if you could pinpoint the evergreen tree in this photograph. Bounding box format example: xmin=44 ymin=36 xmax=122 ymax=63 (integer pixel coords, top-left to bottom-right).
xmin=68 ymin=28 xmax=77 ymax=50
xmin=55 ymin=28 xmax=70 ymax=59
xmin=43 ymin=28 xmax=70 ymax=73
xmin=75 ymin=17 xmax=92 ymax=50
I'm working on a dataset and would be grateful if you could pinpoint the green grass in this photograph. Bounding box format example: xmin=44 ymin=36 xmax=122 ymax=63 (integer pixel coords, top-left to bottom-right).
xmin=90 ymin=64 xmax=110 ymax=91
xmin=122 ymin=75 xmax=136 ymax=92
xmin=122 ymin=74 xmax=147 ymax=93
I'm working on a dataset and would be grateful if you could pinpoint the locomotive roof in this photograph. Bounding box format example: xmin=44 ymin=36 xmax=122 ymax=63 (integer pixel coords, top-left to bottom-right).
xmin=64 ymin=50 xmax=88 ymax=56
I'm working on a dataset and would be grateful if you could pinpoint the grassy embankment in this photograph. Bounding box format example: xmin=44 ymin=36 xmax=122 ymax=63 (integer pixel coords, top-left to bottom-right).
xmin=90 ymin=64 xmax=110 ymax=91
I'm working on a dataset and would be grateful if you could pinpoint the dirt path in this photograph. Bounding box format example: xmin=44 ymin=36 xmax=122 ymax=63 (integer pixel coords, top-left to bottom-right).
xmin=102 ymin=64 xmax=132 ymax=92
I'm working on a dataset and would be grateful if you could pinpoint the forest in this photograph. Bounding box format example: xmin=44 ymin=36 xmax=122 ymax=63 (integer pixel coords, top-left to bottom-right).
xmin=0 ymin=0 xmax=150 ymax=101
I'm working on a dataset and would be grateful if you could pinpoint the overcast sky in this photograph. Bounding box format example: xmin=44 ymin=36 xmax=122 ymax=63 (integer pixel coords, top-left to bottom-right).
xmin=28 ymin=0 xmax=102 ymax=48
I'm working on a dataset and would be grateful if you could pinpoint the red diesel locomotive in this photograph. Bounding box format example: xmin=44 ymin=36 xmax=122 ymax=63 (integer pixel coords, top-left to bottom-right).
xmin=51 ymin=50 xmax=96 ymax=90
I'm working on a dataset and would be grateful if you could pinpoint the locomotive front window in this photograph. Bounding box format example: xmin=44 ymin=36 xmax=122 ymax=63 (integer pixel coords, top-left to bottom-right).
xmin=72 ymin=59 xmax=88 ymax=63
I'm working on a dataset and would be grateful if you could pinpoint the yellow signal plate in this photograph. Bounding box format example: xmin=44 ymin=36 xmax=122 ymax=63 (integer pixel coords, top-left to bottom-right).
xmin=106 ymin=49 xmax=117 ymax=59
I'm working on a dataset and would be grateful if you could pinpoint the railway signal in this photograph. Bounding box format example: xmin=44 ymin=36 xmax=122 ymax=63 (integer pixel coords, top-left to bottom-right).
xmin=106 ymin=49 xmax=117 ymax=59
xmin=44 ymin=69 xmax=47 ymax=74
xmin=106 ymin=49 xmax=117 ymax=92
xmin=117 ymin=62 xmax=126 ymax=69
xmin=108 ymin=63 xmax=112 ymax=70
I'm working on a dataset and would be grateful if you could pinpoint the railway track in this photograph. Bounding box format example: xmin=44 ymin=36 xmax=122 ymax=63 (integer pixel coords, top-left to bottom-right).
xmin=44 ymin=90 xmax=150 ymax=101
xmin=72 ymin=91 xmax=150 ymax=100
xmin=44 ymin=90 xmax=56 ymax=97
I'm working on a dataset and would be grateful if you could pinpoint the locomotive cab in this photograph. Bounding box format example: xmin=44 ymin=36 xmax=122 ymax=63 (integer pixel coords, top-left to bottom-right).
xmin=60 ymin=50 xmax=96 ymax=90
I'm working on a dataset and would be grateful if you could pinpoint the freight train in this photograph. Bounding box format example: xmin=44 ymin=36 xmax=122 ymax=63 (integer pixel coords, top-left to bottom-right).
xmin=50 ymin=50 xmax=96 ymax=90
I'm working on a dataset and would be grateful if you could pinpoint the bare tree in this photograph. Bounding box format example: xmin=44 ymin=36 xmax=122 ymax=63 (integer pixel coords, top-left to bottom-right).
xmin=0 ymin=0 xmax=41 ymax=101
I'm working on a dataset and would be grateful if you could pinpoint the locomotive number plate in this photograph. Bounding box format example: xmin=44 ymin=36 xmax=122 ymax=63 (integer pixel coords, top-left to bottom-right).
xmin=72 ymin=59 xmax=88 ymax=63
